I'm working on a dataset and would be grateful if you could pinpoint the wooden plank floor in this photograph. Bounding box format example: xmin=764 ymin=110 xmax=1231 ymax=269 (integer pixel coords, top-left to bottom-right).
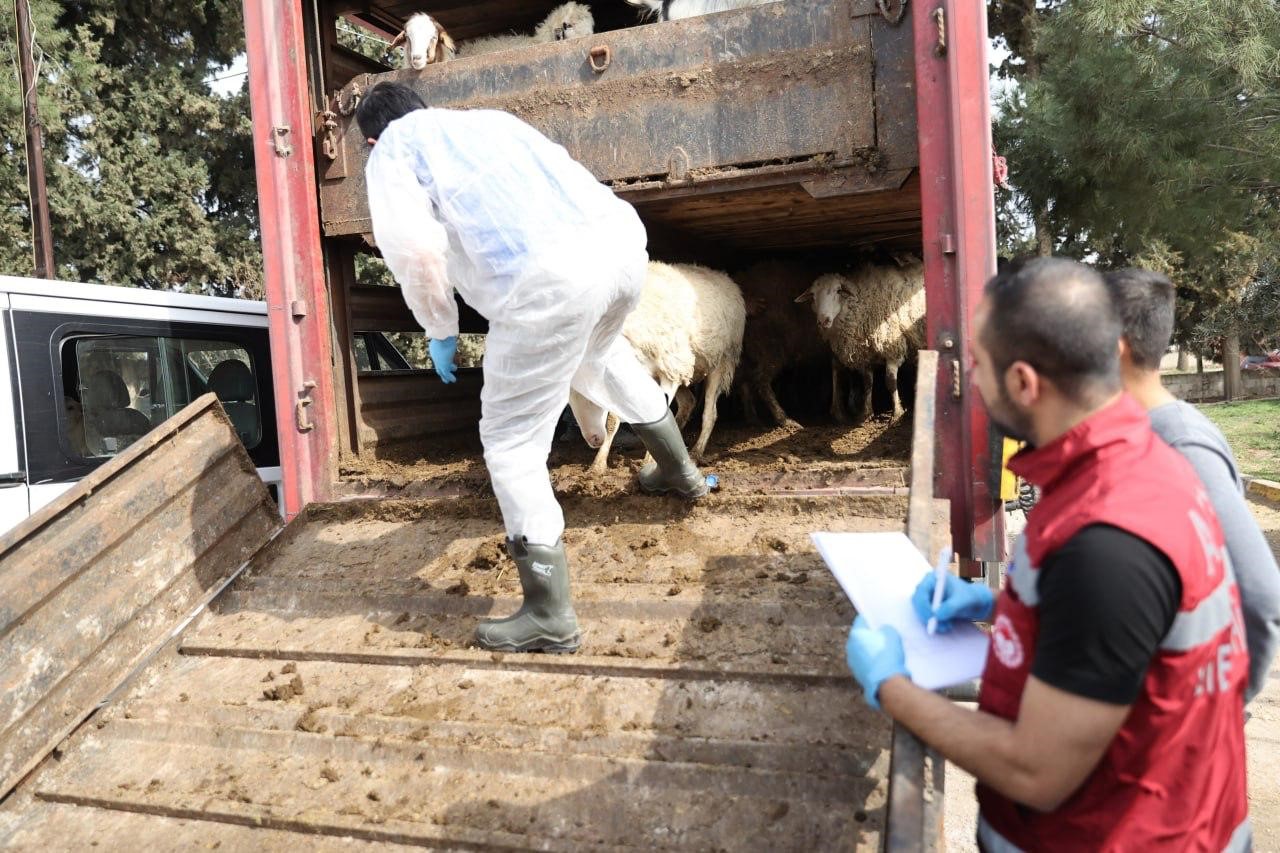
xmin=2 ymin=492 xmax=905 ymax=850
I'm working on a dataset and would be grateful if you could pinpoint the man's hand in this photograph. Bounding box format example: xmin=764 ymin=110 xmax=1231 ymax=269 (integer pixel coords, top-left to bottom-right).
xmin=845 ymin=616 xmax=911 ymax=710
xmin=429 ymin=336 xmax=458 ymax=384
xmin=911 ymin=573 xmax=995 ymax=633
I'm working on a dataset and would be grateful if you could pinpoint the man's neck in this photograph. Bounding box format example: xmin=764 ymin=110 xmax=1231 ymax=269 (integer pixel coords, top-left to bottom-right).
xmin=1031 ymin=390 xmax=1125 ymax=447
xmin=1124 ymin=369 xmax=1177 ymax=411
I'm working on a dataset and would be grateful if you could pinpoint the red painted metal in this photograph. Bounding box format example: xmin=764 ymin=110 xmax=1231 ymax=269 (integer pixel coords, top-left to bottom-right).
xmin=242 ymin=0 xmax=337 ymax=518
xmin=912 ymin=0 xmax=1005 ymax=570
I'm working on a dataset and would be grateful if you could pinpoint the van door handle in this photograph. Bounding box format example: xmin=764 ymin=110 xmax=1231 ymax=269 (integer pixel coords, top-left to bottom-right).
xmin=0 ymin=471 xmax=26 ymax=488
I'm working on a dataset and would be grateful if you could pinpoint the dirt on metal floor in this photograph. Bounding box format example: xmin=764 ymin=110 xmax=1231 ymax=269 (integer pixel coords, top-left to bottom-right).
xmin=1 ymin=417 xmax=917 ymax=850
xmin=339 ymin=415 xmax=914 ymax=499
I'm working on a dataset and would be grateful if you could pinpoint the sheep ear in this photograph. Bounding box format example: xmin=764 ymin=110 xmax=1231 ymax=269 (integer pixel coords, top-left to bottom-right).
xmin=794 ymin=287 xmax=814 ymax=304
xmin=437 ymin=28 xmax=456 ymax=59
xmin=390 ymin=29 xmax=407 ymax=48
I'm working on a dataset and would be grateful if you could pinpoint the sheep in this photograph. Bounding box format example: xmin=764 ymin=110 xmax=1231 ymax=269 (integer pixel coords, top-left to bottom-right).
xmin=393 ymin=13 xmax=455 ymax=70
xmin=626 ymin=0 xmax=779 ymax=21
xmin=733 ymin=259 xmax=832 ymax=428
xmin=455 ymin=2 xmax=594 ymax=58
xmin=569 ymin=261 xmax=746 ymax=472
xmin=795 ymin=257 xmax=927 ymax=421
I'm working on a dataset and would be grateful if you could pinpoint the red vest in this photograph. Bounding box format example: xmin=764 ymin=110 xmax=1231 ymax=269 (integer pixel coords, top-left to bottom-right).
xmin=976 ymin=395 xmax=1250 ymax=852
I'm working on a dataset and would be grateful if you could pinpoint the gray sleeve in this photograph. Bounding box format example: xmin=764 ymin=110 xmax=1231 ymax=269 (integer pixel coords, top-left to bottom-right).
xmin=1176 ymin=440 xmax=1280 ymax=703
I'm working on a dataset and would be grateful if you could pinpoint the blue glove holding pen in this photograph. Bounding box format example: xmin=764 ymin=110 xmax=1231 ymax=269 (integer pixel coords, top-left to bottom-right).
xmin=911 ymin=572 xmax=995 ymax=633
xmin=429 ymin=336 xmax=458 ymax=384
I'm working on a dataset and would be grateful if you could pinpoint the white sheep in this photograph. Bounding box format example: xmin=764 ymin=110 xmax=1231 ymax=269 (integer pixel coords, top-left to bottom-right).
xmin=456 ymin=2 xmax=594 ymax=58
xmin=393 ymin=13 xmax=455 ymax=70
xmin=626 ymin=0 xmax=779 ymax=21
xmin=796 ymin=258 xmax=927 ymax=421
xmin=569 ymin=261 xmax=746 ymax=471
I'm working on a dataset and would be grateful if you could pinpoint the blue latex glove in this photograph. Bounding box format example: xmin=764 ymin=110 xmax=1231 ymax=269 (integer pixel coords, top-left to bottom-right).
xmin=429 ymin=336 xmax=458 ymax=384
xmin=845 ymin=615 xmax=910 ymax=710
xmin=911 ymin=573 xmax=995 ymax=633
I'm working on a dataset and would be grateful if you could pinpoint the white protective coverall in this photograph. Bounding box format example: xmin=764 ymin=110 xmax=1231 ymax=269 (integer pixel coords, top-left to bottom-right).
xmin=365 ymin=108 xmax=669 ymax=545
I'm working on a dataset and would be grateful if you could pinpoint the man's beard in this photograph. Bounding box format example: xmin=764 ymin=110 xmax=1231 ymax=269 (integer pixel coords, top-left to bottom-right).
xmin=987 ymin=382 xmax=1034 ymax=447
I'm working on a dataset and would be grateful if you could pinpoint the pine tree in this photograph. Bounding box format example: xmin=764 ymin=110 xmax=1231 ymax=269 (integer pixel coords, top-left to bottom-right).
xmin=992 ymin=0 xmax=1280 ymax=372
xmin=1 ymin=0 xmax=262 ymax=296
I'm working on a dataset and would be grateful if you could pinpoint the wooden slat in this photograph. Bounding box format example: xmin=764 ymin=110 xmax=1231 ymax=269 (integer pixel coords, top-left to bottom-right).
xmin=320 ymin=0 xmax=890 ymax=239
xmin=0 ymin=395 xmax=281 ymax=798
xmin=887 ymin=350 xmax=946 ymax=852
xmin=356 ymin=370 xmax=484 ymax=448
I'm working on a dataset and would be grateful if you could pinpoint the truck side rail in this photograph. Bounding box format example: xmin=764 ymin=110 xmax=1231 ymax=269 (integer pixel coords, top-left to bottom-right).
xmin=0 ymin=394 xmax=280 ymax=797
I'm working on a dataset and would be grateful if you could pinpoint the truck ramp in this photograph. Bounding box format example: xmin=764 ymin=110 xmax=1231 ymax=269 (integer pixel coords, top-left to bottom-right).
xmin=0 ymin=393 xmax=945 ymax=850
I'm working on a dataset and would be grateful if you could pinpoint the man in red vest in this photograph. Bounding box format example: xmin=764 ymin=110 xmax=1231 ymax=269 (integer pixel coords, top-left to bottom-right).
xmin=845 ymin=258 xmax=1250 ymax=850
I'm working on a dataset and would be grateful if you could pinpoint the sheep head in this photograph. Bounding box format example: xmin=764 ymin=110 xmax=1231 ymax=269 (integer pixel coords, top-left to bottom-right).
xmin=398 ymin=13 xmax=454 ymax=70
xmin=795 ymin=274 xmax=849 ymax=331
xmin=567 ymin=389 xmax=609 ymax=448
xmin=536 ymin=2 xmax=595 ymax=42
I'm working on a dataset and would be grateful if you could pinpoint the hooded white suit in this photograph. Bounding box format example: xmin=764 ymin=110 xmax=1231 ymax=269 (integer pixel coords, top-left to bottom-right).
xmin=365 ymin=108 xmax=668 ymax=544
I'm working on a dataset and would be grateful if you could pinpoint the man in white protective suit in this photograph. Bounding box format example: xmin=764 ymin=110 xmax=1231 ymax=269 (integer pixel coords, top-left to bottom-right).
xmin=356 ymin=82 xmax=710 ymax=654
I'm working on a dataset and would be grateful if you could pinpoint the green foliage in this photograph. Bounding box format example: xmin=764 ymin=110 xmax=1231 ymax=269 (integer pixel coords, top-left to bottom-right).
xmin=1196 ymin=398 xmax=1280 ymax=482
xmin=991 ymin=0 xmax=1280 ymax=346
xmin=1 ymin=0 xmax=262 ymax=296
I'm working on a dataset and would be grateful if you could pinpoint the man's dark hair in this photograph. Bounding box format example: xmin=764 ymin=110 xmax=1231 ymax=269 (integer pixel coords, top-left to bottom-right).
xmin=1102 ymin=268 xmax=1176 ymax=371
xmin=356 ymin=82 xmax=427 ymax=141
xmin=981 ymin=257 xmax=1122 ymax=402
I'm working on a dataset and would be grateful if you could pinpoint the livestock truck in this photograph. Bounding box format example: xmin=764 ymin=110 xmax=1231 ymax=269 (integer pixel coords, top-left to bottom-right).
xmin=0 ymin=0 xmax=1002 ymax=848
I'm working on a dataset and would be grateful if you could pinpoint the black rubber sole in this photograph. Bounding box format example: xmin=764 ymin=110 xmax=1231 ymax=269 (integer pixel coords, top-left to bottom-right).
xmin=473 ymin=634 xmax=582 ymax=654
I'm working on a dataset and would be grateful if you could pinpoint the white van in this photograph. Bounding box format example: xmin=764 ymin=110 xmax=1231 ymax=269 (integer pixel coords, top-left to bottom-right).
xmin=0 ymin=276 xmax=292 ymax=536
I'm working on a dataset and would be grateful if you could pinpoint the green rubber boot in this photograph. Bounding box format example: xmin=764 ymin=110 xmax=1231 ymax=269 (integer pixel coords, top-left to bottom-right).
xmin=631 ymin=409 xmax=710 ymax=499
xmin=474 ymin=538 xmax=581 ymax=653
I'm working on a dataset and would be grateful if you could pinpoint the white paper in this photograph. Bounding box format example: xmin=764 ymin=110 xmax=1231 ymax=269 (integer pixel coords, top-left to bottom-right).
xmin=812 ymin=531 xmax=989 ymax=690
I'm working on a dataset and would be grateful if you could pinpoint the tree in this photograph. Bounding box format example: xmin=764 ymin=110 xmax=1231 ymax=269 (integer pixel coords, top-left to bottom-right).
xmin=991 ymin=0 xmax=1280 ymax=376
xmin=1 ymin=0 xmax=262 ymax=296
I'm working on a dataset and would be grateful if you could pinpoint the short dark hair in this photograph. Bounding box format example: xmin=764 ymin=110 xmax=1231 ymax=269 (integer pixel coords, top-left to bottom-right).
xmin=981 ymin=257 xmax=1121 ymax=402
xmin=1103 ymin=268 xmax=1176 ymax=371
xmin=356 ymin=82 xmax=427 ymax=141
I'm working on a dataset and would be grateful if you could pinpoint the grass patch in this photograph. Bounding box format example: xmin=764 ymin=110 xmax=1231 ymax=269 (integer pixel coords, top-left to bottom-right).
xmin=1197 ymin=399 xmax=1280 ymax=482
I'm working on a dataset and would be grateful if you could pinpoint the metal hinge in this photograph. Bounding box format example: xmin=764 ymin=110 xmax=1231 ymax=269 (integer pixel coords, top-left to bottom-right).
xmin=875 ymin=0 xmax=906 ymax=25
xmin=295 ymin=380 xmax=317 ymax=432
xmin=318 ymin=102 xmax=339 ymax=162
xmin=940 ymin=335 xmax=962 ymax=400
xmin=0 ymin=471 xmax=26 ymax=488
xmin=272 ymin=125 xmax=294 ymax=158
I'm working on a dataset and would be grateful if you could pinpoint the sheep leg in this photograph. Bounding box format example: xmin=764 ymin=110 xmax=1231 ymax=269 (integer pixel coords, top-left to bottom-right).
xmin=886 ymin=359 xmax=905 ymax=418
xmin=859 ymin=367 xmax=875 ymax=422
xmin=759 ymin=379 xmax=797 ymax=429
xmin=691 ymin=365 xmax=726 ymax=461
xmin=673 ymin=385 xmax=696 ymax=430
xmin=830 ymin=359 xmax=849 ymax=424
xmin=738 ymin=381 xmax=760 ymax=426
xmin=590 ymin=411 xmax=621 ymax=474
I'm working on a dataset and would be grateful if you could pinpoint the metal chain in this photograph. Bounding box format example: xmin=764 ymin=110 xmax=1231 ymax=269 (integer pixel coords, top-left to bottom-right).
xmin=336 ymin=83 xmax=363 ymax=117
xmin=876 ymin=0 xmax=906 ymax=25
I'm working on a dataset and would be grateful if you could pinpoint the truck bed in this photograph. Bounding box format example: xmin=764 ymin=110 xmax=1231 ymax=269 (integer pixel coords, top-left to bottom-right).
xmin=0 ymin=396 xmax=944 ymax=850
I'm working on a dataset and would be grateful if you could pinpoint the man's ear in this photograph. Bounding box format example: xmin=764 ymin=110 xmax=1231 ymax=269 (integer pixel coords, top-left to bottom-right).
xmin=1117 ymin=337 xmax=1133 ymax=366
xmin=1005 ymin=360 xmax=1040 ymax=407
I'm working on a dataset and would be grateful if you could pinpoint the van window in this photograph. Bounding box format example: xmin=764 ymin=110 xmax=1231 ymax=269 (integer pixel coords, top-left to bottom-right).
xmin=66 ymin=335 xmax=262 ymax=458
